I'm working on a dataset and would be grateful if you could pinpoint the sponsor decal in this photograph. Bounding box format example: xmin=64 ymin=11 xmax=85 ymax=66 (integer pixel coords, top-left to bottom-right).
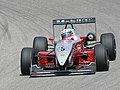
xmin=59 ymin=54 xmax=66 ymax=56
xmin=56 ymin=18 xmax=95 ymax=23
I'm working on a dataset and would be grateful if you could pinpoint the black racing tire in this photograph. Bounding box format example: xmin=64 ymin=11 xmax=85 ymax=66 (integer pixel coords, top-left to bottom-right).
xmin=95 ymin=44 xmax=109 ymax=71
xmin=33 ymin=37 xmax=48 ymax=53
xmin=101 ymin=33 xmax=116 ymax=61
xmin=21 ymin=48 xmax=35 ymax=75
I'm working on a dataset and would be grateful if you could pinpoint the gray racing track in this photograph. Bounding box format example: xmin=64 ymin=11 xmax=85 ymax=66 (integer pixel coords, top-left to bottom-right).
xmin=0 ymin=0 xmax=120 ymax=90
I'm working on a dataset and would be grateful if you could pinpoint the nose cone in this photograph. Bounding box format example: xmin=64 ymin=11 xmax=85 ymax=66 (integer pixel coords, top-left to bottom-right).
xmin=55 ymin=40 xmax=73 ymax=66
xmin=57 ymin=53 xmax=68 ymax=66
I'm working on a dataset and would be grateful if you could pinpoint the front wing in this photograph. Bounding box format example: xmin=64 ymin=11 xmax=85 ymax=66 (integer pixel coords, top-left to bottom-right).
xmin=30 ymin=62 xmax=96 ymax=77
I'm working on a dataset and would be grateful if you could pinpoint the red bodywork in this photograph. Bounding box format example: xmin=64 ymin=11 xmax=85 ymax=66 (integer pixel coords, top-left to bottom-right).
xmin=38 ymin=37 xmax=95 ymax=69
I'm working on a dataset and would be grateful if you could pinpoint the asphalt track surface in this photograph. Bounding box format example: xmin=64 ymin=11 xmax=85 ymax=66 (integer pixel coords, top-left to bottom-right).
xmin=0 ymin=0 xmax=120 ymax=90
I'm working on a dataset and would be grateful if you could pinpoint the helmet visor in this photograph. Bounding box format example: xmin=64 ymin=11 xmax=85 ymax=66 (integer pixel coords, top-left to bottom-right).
xmin=62 ymin=32 xmax=71 ymax=38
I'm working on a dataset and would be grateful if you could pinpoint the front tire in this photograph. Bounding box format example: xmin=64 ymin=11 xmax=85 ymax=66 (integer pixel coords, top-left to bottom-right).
xmin=21 ymin=48 xmax=35 ymax=75
xmin=95 ymin=44 xmax=109 ymax=71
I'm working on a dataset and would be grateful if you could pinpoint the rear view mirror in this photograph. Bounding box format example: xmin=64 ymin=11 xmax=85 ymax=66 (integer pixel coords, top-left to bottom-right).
xmin=80 ymin=36 xmax=86 ymax=39
xmin=49 ymin=37 xmax=54 ymax=41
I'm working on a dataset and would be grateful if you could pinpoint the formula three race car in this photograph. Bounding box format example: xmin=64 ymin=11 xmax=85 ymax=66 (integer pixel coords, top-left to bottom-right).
xmin=20 ymin=17 xmax=116 ymax=76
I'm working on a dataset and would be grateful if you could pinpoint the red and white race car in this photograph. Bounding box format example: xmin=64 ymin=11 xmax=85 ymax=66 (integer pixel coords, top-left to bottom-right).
xmin=20 ymin=17 xmax=116 ymax=76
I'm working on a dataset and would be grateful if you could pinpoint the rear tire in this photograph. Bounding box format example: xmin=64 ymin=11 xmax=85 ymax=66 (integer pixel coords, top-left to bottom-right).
xmin=95 ymin=44 xmax=109 ymax=71
xmin=33 ymin=37 xmax=48 ymax=53
xmin=101 ymin=33 xmax=116 ymax=61
xmin=21 ymin=48 xmax=35 ymax=75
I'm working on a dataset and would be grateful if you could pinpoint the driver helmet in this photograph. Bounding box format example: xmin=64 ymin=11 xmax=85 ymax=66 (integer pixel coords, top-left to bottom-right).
xmin=61 ymin=29 xmax=75 ymax=39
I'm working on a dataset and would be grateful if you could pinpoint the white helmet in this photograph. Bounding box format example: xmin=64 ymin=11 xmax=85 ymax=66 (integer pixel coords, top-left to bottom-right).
xmin=61 ymin=29 xmax=75 ymax=39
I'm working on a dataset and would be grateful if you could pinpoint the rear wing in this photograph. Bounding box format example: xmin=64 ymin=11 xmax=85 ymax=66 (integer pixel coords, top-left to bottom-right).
xmin=52 ymin=17 xmax=97 ymax=39
xmin=53 ymin=17 xmax=96 ymax=25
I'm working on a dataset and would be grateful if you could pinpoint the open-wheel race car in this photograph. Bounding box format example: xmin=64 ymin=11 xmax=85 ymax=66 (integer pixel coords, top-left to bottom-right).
xmin=20 ymin=17 xmax=116 ymax=76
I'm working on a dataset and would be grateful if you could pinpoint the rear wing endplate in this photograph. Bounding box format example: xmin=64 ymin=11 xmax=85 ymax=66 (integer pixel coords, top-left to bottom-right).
xmin=53 ymin=17 xmax=96 ymax=25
